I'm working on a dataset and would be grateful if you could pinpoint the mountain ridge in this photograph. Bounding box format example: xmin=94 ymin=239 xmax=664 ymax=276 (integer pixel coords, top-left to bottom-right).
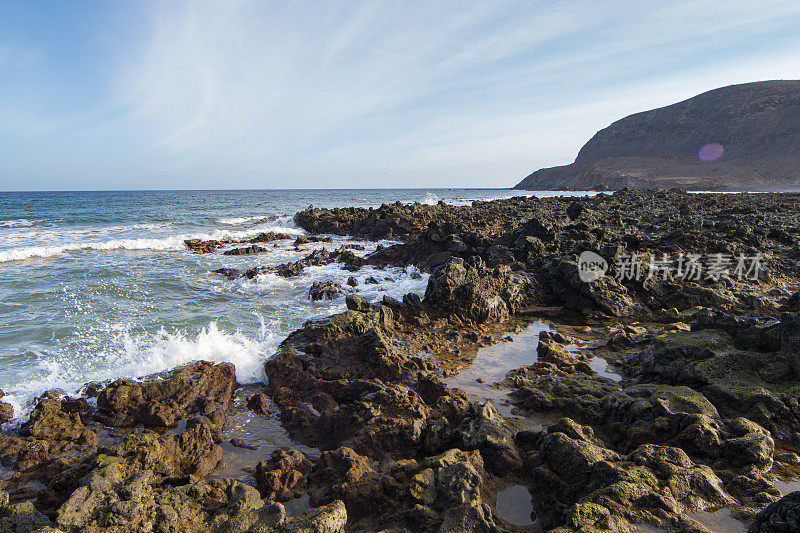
xmin=515 ymin=80 xmax=800 ymax=190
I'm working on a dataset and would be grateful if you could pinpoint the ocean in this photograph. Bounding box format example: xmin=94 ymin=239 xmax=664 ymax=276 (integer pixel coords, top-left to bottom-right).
xmin=0 ymin=188 xmax=588 ymax=421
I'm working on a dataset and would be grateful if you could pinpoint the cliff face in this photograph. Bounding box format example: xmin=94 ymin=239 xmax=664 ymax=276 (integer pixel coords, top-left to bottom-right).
xmin=515 ymin=80 xmax=800 ymax=190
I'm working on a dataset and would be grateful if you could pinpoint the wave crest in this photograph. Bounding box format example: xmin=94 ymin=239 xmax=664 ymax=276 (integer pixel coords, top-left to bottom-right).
xmin=2 ymin=322 xmax=274 ymax=421
xmin=217 ymin=215 xmax=281 ymax=225
xmin=0 ymin=217 xmax=305 ymax=263
xmin=0 ymin=219 xmax=39 ymax=228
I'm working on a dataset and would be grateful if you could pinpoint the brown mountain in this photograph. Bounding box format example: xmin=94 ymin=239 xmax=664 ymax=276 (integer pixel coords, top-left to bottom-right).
xmin=514 ymin=80 xmax=800 ymax=191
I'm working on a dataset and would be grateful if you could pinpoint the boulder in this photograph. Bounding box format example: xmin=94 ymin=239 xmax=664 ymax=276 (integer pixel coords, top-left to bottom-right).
xmin=748 ymin=490 xmax=800 ymax=533
xmin=0 ymin=499 xmax=53 ymax=533
xmin=783 ymin=291 xmax=800 ymax=311
xmin=160 ymin=416 xmax=223 ymax=476
xmin=213 ymin=267 xmax=241 ymax=279
xmin=780 ymin=312 xmax=800 ymax=377
xmin=256 ymin=448 xmax=311 ymax=501
xmin=185 ymin=239 xmax=223 ymax=253
xmin=454 ymin=401 xmax=521 ymax=474
xmin=249 ymin=231 xmax=289 ymax=243
xmin=535 ymin=428 xmax=620 ymax=485
xmin=529 ymin=419 xmax=734 ymax=531
xmin=247 ymin=392 xmax=272 ymax=415
xmin=96 ymin=361 xmax=236 ymax=428
xmin=307 ymin=447 xmax=384 ymax=521
xmin=424 ymin=257 xmax=537 ymax=323
xmin=566 ymin=201 xmax=584 ymax=220
xmin=548 ymin=258 xmax=637 ymax=316
xmin=345 ymin=294 xmax=372 ymax=313
xmin=20 ymin=398 xmax=95 ymax=444
xmin=223 ymin=244 xmax=267 ymax=255
xmin=283 ymin=500 xmax=347 ymax=533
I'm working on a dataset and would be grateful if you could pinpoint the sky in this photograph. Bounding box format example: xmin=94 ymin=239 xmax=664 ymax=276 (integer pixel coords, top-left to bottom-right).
xmin=1 ymin=1 xmax=799 ymax=191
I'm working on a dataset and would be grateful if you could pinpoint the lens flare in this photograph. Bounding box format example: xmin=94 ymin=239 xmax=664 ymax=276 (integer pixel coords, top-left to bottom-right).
xmin=698 ymin=142 xmax=724 ymax=162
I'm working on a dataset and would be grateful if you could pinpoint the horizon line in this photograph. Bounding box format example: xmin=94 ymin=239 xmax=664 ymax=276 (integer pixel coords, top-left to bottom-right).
xmin=0 ymin=187 xmax=517 ymax=193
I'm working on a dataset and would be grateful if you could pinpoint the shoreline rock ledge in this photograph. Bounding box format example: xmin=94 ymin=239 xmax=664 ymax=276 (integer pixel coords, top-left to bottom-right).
xmin=3 ymin=189 xmax=800 ymax=532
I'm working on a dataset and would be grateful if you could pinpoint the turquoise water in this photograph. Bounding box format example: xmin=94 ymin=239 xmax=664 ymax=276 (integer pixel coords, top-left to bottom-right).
xmin=0 ymin=189 xmax=586 ymax=420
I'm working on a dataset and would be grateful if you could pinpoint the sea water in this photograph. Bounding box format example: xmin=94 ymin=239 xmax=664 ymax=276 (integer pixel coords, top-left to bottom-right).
xmin=0 ymin=188 xmax=589 ymax=420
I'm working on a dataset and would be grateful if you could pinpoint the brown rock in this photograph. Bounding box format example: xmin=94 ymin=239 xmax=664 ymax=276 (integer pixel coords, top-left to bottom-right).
xmin=309 ymin=281 xmax=345 ymax=301
xmin=249 ymin=231 xmax=289 ymax=243
xmin=0 ymin=400 xmax=12 ymax=424
xmin=96 ymin=361 xmax=236 ymax=428
xmin=161 ymin=416 xmax=222 ymax=476
xmin=307 ymin=447 xmax=383 ymax=521
xmin=185 ymin=239 xmax=223 ymax=253
xmin=256 ymin=448 xmax=311 ymax=501
xmin=20 ymin=398 xmax=95 ymax=444
xmin=247 ymin=393 xmax=272 ymax=415
xmin=212 ymin=267 xmax=241 ymax=279
xmin=223 ymin=244 xmax=267 ymax=256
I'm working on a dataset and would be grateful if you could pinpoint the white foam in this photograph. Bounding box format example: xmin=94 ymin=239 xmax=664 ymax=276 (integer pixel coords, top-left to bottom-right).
xmin=420 ymin=192 xmax=440 ymax=205
xmin=217 ymin=215 xmax=277 ymax=225
xmin=301 ymin=263 xmax=429 ymax=302
xmin=0 ymin=236 xmax=189 ymax=262
xmin=196 ymin=222 xmax=305 ymax=241
xmin=3 ymin=321 xmax=275 ymax=421
xmin=0 ymin=219 xmax=38 ymax=228
xmin=230 ymin=271 xmax=294 ymax=293
xmin=0 ymin=217 xmax=306 ymax=263
xmin=412 ymin=190 xmax=597 ymax=207
xmin=352 ymin=266 xmax=429 ymax=302
xmin=111 ymin=322 xmax=272 ymax=385
xmin=0 ymin=395 xmax=23 ymax=429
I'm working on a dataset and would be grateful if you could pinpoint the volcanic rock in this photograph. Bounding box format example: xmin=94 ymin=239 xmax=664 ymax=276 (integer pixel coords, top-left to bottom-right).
xmin=96 ymin=361 xmax=236 ymax=428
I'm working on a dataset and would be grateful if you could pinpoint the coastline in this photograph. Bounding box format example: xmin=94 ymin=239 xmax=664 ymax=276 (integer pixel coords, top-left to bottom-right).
xmin=2 ymin=189 xmax=800 ymax=532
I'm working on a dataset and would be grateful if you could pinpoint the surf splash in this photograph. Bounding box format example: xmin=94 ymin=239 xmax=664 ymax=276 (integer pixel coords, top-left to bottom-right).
xmin=2 ymin=321 xmax=276 ymax=421
xmin=0 ymin=217 xmax=304 ymax=263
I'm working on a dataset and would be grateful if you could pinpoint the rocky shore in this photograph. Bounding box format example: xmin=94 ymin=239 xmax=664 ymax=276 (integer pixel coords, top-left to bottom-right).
xmin=3 ymin=189 xmax=800 ymax=532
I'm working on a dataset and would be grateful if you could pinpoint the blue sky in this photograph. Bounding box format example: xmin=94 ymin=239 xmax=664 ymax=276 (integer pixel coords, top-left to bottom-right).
xmin=1 ymin=1 xmax=799 ymax=190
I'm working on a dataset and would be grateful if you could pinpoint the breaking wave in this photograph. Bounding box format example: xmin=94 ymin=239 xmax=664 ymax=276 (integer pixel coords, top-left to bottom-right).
xmin=217 ymin=215 xmax=283 ymax=225
xmin=2 ymin=321 xmax=275 ymax=421
xmin=0 ymin=217 xmax=305 ymax=263
xmin=0 ymin=219 xmax=39 ymax=228
xmin=420 ymin=192 xmax=440 ymax=205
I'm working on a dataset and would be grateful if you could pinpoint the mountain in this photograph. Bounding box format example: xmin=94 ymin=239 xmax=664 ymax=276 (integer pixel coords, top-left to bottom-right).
xmin=514 ymin=80 xmax=800 ymax=191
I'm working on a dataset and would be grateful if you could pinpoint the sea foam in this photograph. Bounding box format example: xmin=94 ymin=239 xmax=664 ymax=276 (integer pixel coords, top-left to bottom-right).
xmin=0 ymin=217 xmax=305 ymax=263
xmin=2 ymin=321 xmax=274 ymax=422
xmin=420 ymin=192 xmax=440 ymax=205
xmin=0 ymin=219 xmax=38 ymax=228
xmin=217 ymin=215 xmax=281 ymax=225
